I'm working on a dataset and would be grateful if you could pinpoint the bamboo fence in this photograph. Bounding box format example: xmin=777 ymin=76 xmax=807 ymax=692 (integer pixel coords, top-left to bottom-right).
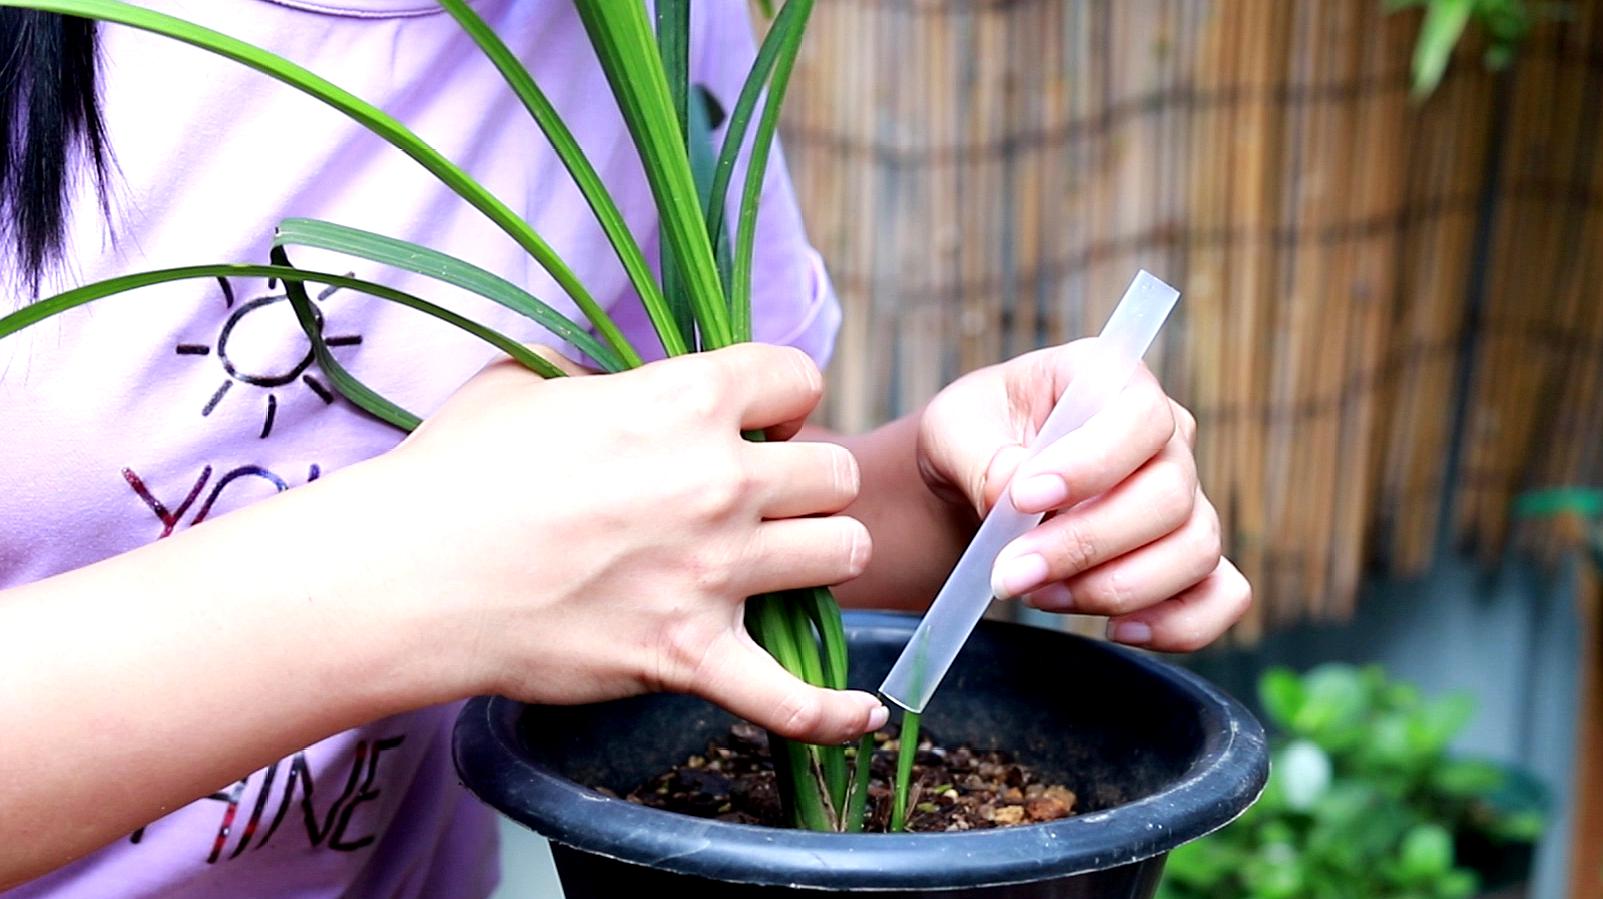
xmin=775 ymin=0 xmax=1603 ymax=634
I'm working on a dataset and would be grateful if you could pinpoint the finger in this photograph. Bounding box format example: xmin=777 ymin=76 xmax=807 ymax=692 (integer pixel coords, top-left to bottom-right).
xmin=1007 ymin=367 xmax=1175 ymax=515
xmin=747 ymin=441 xmax=861 ymax=519
xmin=1104 ymin=557 xmax=1252 ymax=652
xmin=1025 ymin=490 xmax=1221 ymax=616
xmin=693 ymin=629 xmax=890 ymax=743
xmin=1172 ymin=398 xmax=1197 ymax=450
xmin=527 ymin=344 xmax=597 ymax=376
xmin=738 ymin=516 xmax=872 ymax=596
xmin=763 ymin=414 xmax=813 ymax=444
xmin=700 ymin=344 xmax=825 ymax=431
xmin=991 ymin=439 xmax=1198 ymax=599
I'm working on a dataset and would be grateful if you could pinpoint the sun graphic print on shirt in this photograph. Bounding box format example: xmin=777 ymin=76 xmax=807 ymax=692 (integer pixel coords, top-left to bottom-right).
xmin=174 ymin=276 xmax=363 ymax=439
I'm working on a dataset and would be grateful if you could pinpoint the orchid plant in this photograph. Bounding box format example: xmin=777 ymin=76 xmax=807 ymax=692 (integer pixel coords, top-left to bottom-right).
xmin=0 ymin=0 xmax=920 ymax=832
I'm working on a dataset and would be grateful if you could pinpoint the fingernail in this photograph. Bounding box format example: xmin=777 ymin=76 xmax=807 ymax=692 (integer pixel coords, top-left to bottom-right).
xmin=1027 ymin=582 xmax=1075 ymax=611
xmin=867 ymin=704 xmax=890 ymax=731
xmin=1012 ymin=473 xmax=1069 ymax=512
xmin=1108 ymin=620 xmax=1153 ymax=646
xmin=992 ymin=552 xmax=1049 ymax=599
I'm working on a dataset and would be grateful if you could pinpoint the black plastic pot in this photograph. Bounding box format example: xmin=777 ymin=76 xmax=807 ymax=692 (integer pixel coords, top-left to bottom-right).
xmin=454 ymin=612 xmax=1267 ymax=897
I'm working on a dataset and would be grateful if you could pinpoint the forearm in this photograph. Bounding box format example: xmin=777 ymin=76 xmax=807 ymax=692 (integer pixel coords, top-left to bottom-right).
xmin=803 ymin=413 xmax=976 ymax=610
xmin=0 ymin=460 xmax=465 ymax=888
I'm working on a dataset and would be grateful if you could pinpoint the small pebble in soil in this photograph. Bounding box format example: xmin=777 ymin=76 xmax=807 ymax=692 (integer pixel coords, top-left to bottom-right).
xmin=608 ymin=722 xmax=1077 ymax=833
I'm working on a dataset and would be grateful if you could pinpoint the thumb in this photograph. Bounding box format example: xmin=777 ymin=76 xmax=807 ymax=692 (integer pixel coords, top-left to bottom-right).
xmin=978 ymin=444 xmax=1031 ymax=515
xmin=921 ymin=356 xmax=1058 ymax=518
xmin=692 ymin=632 xmax=888 ymax=744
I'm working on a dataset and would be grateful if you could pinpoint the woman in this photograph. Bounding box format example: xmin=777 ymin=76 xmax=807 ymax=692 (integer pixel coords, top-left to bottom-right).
xmin=0 ymin=2 xmax=1249 ymax=895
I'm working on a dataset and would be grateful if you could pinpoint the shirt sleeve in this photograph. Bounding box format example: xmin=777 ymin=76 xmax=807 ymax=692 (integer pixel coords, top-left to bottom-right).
xmin=613 ymin=1 xmax=841 ymax=368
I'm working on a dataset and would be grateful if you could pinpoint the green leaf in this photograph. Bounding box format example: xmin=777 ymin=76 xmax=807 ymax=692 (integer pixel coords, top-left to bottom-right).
xmin=1161 ymin=838 xmax=1243 ymax=888
xmin=730 ymin=0 xmax=814 ymax=342
xmin=1407 ymin=693 xmax=1475 ymax=756
xmin=1258 ymin=667 xmax=1306 ymax=730
xmin=690 ymin=88 xmax=736 ymax=297
xmin=435 ymin=0 xmax=672 ymax=362
xmin=796 ymin=587 xmax=849 ymax=815
xmin=843 ymin=731 xmax=874 ymax=833
xmin=703 ymin=0 xmax=805 ymax=290
xmin=1294 ymin=664 xmax=1369 ymax=746
xmin=0 ymin=0 xmax=638 ymax=368
xmin=1430 ymin=758 xmax=1504 ymax=797
xmin=574 ymin=0 xmax=731 ymax=348
xmin=799 ymin=587 xmax=848 ymax=691
xmin=890 ymin=708 xmax=920 ymax=832
xmin=1397 ymin=823 xmax=1454 ymax=882
xmin=1412 ymin=0 xmax=1474 ymax=98
xmin=1242 ymin=841 xmax=1304 ymax=898
xmin=0 ymin=262 xmax=563 ymax=431
xmin=655 ymin=0 xmax=690 ymax=148
xmin=1484 ymin=809 xmax=1545 ymax=842
xmin=271 ymin=249 xmax=420 ymax=430
xmin=743 ymin=596 xmax=831 ymax=832
xmin=273 ymin=218 xmax=623 ymax=372
xmin=1438 ymin=867 xmax=1479 ymax=898
xmin=654 ymin=0 xmax=699 ymax=351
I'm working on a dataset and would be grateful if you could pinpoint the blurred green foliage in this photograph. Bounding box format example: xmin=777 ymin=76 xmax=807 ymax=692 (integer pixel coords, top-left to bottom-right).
xmin=1158 ymin=664 xmax=1545 ymax=899
xmin=1387 ymin=0 xmax=1537 ymax=97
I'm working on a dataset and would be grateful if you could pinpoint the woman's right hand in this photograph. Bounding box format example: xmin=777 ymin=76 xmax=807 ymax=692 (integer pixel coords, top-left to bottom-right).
xmin=360 ymin=343 xmax=887 ymax=744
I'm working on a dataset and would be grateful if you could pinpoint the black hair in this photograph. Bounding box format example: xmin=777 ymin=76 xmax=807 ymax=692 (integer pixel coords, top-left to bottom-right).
xmin=0 ymin=11 xmax=109 ymax=292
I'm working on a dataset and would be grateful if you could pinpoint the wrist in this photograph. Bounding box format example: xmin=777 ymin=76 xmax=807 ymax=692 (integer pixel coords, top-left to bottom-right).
xmin=290 ymin=455 xmax=490 ymax=710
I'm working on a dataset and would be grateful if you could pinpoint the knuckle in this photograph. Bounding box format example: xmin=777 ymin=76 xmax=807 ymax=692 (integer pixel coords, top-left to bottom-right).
xmin=652 ymin=615 xmax=716 ymax=693
xmin=1156 ymin=396 xmax=1179 ymax=445
xmin=1189 ymin=506 xmax=1224 ymax=569
xmin=692 ymin=545 xmax=739 ymax=596
xmin=693 ymin=472 xmax=745 ymax=521
xmin=1052 ymin=520 xmax=1099 ymax=574
xmin=1167 ymin=625 xmax=1213 ymax=653
xmin=674 ymin=539 xmax=737 ymax=598
xmin=1156 ymin=465 xmax=1197 ymax=525
xmin=1133 ymin=372 xmax=1175 ymax=438
xmin=1097 ymin=569 xmax=1142 ymax=616
xmin=1228 ymin=570 xmax=1254 ymax=618
xmin=1174 ymin=401 xmax=1198 ymax=446
xmin=677 ymin=376 xmax=724 ymax=423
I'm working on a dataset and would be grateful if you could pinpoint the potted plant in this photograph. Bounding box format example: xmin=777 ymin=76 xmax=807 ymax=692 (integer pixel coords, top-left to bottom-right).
xmin=456 ymin=612 xmax=1267 ymax=897
xmin=1157 ymin=663 xmax=1546 ymax=899
xmin=0 ymin=2 xmax=1269 ymax=894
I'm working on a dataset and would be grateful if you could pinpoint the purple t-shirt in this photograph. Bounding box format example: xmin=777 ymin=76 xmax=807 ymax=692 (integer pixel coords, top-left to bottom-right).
xmin=0 ymin=1 xmax=837 ymax=895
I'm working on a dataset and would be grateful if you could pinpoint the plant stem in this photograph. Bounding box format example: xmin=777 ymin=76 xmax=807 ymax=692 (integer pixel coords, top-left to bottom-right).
xmin=844 ymin=730 xmax=874 ymax=832
xmin=890 ymin=709 xmax=921 ymax=833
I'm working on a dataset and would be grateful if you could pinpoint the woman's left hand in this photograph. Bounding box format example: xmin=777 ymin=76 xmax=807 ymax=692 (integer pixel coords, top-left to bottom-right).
xmin=916 ymin=340 xmax=1250 ymax=651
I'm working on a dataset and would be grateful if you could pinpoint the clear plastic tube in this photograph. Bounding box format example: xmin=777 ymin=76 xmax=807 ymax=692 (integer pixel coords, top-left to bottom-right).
xmin=878 ymin=270 xmax=1181 ymax=713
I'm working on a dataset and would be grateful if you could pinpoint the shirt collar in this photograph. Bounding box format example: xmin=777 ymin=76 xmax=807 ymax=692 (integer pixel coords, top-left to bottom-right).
xmin=257 ymin=0 xmax=458 ymax=18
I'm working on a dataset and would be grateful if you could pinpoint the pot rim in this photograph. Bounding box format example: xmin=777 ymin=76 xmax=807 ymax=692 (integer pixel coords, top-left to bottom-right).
xmin=453 ymin=612 xmax=1268 ymax=891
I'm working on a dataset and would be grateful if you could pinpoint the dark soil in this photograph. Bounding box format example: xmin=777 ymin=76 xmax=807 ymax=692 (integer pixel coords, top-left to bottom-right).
xmin=602 ymin=721 xmax=1078 ymax=833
